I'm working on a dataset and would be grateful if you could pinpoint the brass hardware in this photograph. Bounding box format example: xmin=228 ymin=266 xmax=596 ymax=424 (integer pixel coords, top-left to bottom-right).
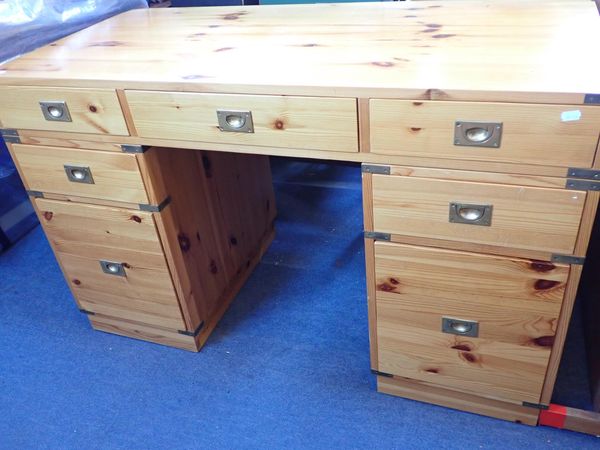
xmin=364 ymin=231 xmax=391 ymax=241
xmin=551 ymin=254 xmax=585 ymax=265
xmin=442 ymin=317 xmax=479 ymax=337
xmin=454 ymin=121 xmax=502 ymax=148
xmin=565 ymin=179 xmax=600 ymax=191
xmin=449 ymin=202 xmax=492 ymax=226
xmin=567 ymin=168 xmax=600 ymax=180
xmin=40 ymin=101 xmax=72 ymax=122
xmin=362 ymin=164 xmax=390 ymax=175
xmin=64 ymin=165 xmax=94 ymax=184
xmin=99 ymin=260 xmax=126 ymax=277
xmin=217 ymin=110 xmax=254 ymax=133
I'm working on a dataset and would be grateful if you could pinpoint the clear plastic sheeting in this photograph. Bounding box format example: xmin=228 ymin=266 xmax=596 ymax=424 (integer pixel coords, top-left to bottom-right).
xmin=0 ymin=0 xmax=148 ymax=65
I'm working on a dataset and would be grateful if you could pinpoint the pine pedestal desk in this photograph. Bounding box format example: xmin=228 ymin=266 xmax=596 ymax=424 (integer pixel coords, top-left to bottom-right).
xmin=1 ymin=1 xmax=599 ymax=433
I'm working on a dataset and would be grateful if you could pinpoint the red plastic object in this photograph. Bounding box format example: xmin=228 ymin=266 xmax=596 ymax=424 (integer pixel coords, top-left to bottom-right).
xmin=539 ymin=404 xmax=568 ymax=429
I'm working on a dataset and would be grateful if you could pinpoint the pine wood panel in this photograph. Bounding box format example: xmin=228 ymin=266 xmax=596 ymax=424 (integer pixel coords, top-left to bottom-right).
xmin=8 ymin=128 xmax=575 ymax=178
xmin=0 ymin=86 xmax=128 ymax=135
xmin=0 ymin=2 xmax=598 ymax=104
xmin=371 ymin=174 xmax=586 ymax=254
xmin=375 ymin=241 xmax=568 ymax=404
xmin=90 ymin=314 xmax=199 ymax=352
xmin=370 ymin=100 xmax=600 ymax=167
xmin=126 ymin=91 xmax=358 ymax=152
xmin=34 ymin=198 xmax=185 ymax=329
xmin=11 ymin=144 xmax=150 ymax=204
xmin=378 ymin=376 xmax=539 ymax=426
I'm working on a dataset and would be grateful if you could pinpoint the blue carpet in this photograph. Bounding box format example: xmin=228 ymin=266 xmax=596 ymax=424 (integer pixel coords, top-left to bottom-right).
xmin=1 ymin=157 xmax=598 ymax=448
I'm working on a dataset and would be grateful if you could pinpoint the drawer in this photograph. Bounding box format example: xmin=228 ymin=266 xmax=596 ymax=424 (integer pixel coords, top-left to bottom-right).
xmin=0 ymin=86 xmax=129 ymax=135
xmin=11 ymin=144 xmax=151 ymax=204
xmin=35 ymin=199 xmax=185 ymax=329
xmin=374 ymin=241 xmax=569 ymax=404
xmin=370 ymin=100 xmax=600 ymax=167
xmin=369 ymin=173 xmax=586 ymax=254
xmin=125 ymin=91 xmax=358 ymax=152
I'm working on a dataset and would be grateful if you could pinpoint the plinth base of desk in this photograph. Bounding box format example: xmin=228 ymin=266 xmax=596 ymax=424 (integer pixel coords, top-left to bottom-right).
xmin=377 ymin=375 xmax=539 ymax=426
xmin=89 ymin=227 xmax=275 ymax=352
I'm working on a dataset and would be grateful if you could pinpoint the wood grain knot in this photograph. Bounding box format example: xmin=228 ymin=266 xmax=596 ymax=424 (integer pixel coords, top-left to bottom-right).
xmin=209 ymin=260 xmax=218 ymax=274
xmin=88 ymin=105 xmax=98 ymax=113
xmin=222 ymin=11 xmax=247 ymax=20
xmin=273 ymin=119 xmax=285 ymax=130
xmin=178 ymin=233 xmax=191 ymax=252
xmin=451 ymin=343 xmax=472 ymax=352
xmin=532 ymin=335 xmax=555 ymax=347
xmin=529 ymin=261 xmax=556 ymax=272
xmin=130 ymin=215 xmax=142 ymax=223
xmin=72 ymin=279 xmax=81 ymax=286
xmin=230 ymin=235 xmax=238 ymax=246
xmin=534 ymin=279 xmax=561 ymax=291
xmin=377 ymin=279 xmax=400 ymax=292
xmin=425 ymin=368 xmax=439 ymax=374
xmin=196 ymin=232 xmax=202 ymax=242
xmin=43 ymin=211 xmax=53 ymax=221
xmin=89 ymin=41 xmax=122 ymax=47
xmin=460 ymin=352 xmax=478 ymax=363
xmin=409 ymin=127 xmax=422 ymax=133
xmin=371 ymin=61 xmax=395 ymax=68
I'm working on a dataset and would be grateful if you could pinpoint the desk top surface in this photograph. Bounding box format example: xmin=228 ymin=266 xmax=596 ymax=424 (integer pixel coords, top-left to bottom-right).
xmin=0 ymin=1 xmax=598 ymax=103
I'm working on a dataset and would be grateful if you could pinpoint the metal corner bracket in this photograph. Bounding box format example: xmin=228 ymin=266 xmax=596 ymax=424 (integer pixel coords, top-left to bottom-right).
xmin=371 ymin=369 xmax=394 ymax=378
xmin=565 ymin=179 xmax=600 ymax=191
xmin=566 ymin=168 xmax=600 ymax=180
xmin=26 ymin=190 xmax=44 ymax=198
xmin=522 ymin=401 xmax=549 ymax=410
xmin=583 ymin=93 xmax=600 ymax=104
xmin=121 ymin=144 xmax=147 ymax=154
xmin=178 ymin=321 xmax=205 ymax=337
xmin=139 ymin=196 xmax=171 ymax=213
xmin=362 ymin=164 xmax=390 ymax=175
xmin=364 ymin=231 xmax=391 ymax=241
xmin=551 ymin=254 xmax=585 ymax=265
xmin=0 ymin=128 xmax=20 ymax=144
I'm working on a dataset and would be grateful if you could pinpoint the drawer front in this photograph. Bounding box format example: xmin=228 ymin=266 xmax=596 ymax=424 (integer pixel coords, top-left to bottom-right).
xmin=35 ymin=199 xmax=185 ymax=329
xmin=370 ymin=100 xmax=600 ymax=167
xmin=374 ymin=241 xmax=569 ymax=404
xmin=126 ymin=91 xmax=358 ymax=152
xmin=12 ymin=144 xmax=149 ymax=204
xmin=371 ymin=174 xmax=585 ymax=254
xmin=0 ymin=86 xmax=129 ymax=135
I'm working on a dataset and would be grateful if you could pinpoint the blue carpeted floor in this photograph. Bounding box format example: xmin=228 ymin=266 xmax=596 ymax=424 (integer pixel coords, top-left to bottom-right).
xmin=1 ymin=158 xmax=598 ymax=449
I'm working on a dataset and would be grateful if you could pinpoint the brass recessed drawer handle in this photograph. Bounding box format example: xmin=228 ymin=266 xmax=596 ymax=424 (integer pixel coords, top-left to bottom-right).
xmin=99 ymin=260 xmax=126 ymax=277
xmin=449 ymin=202 xmax=492 ymax=226
xmin=40 ymin=101 xmax=72 ymax=122
xmin=442 ymin=317 xmax=479 ymax=338
xmin=217 ymin=109 xmax=254 ymax=133
xmin=454 ymin=121 xmax=502 ymax=148
xmin=64 ymin=165 xmax=94 ymax=184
